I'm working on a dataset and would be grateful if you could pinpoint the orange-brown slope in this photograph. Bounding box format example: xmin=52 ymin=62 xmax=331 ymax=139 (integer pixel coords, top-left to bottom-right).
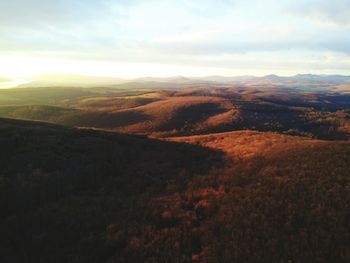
xmin=167 ymin=130 xmax=314 ymax=158
xmin=153 ymin=131 xmax=350 ymax=262
xmin=117 ymin=96 xmax=236 ymax=134
xmin=0 ymin=96 xmax=238 ymax=135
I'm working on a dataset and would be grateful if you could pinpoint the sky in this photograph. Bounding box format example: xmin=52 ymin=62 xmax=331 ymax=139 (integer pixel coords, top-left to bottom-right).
xmin=0 ymin=0 xmax=350 ymax=78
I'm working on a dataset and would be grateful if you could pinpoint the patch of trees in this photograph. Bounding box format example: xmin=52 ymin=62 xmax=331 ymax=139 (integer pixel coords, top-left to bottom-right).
xmin=1 ymin=119 xmax=350 ymax=263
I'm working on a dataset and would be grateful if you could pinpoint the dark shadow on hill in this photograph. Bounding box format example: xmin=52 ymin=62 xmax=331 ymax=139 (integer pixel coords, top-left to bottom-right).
xmin=0 ymin=105 xmax=152 ymax=129
xmin=0 ymin=117 xmax=225 ymax=263
xmin=64 ymin=109 xmax=151 ymax=128
xmin=157 ymin=102 xmax=226 ymax=131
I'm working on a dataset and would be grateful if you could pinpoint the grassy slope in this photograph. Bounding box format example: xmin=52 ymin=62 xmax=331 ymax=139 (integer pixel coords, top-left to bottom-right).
xmin=0 ymin=87 xmax=100 ymax=106
xmin=0 ymin=96 xmax=236 ymax=134
xmin=0 ymin=86 xmax=157 ymax=107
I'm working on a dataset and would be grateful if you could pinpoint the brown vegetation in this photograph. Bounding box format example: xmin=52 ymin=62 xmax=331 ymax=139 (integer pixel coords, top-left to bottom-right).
xmin=1 ymin=118 xmax=350 ymax=262
xmin=1 ymin=81 xmax=350 ymax=262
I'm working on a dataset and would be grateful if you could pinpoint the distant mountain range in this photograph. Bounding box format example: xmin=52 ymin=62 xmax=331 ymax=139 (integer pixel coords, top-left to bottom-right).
xmin=196 ymin=74 xmax=350 ymax=85
xmin=1 ymin=74 xmax=350 ymax=88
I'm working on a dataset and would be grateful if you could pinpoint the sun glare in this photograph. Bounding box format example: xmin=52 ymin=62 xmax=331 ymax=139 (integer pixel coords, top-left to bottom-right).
xmin=0 ymin=54 xmax=251 ymax=79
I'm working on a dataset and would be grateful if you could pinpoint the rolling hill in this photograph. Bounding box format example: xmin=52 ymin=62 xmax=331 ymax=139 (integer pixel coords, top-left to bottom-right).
xmin=0 ymin=79 xmax=349 ymax=261
xmin=0 ymin=95 xmax=236 ymax=135
xmin=1 ymin=118 xmax=350 ymax=262
xmin=0 ymin=117 xmax=223 ymax=263
xmin=163 ymin=131 xmax=350 ymax=262
xmin=0 ymin=85 xmax=349 ymax=139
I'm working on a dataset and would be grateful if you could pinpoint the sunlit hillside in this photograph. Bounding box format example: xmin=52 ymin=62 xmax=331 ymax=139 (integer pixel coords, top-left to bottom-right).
xmin=1 ymin=83 xmax=349 ymax=139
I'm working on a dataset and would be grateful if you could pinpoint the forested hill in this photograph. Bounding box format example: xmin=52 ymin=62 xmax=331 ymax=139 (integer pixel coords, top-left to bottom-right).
xmin=0 ymin=117 xmax=223 ymax=263
xmin=1 ymin=117 xmax=350 ymax=262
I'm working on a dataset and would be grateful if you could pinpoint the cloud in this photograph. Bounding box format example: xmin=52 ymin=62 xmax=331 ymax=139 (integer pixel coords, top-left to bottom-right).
xmin=0 ymin=2 xmax=135 ymax=32
xmin=286 ymin=0 xmax=350 ymax=27
xmin=180 ymin=0 xmax=239 ymax=17
xmin=0 ymin=1 xmax=102 ymax=27
xmin=0 ymin=0 xmax=350 ymax=76
xmin=148 ymin=21 xmax=350 ymax=55
xmin=0 ymin=0 xmax=135 ymax=52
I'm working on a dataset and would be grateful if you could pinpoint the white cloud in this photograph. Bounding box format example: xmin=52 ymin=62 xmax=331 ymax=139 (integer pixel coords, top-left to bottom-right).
xmin=0 ymin=0 xmax=350 ymax=76
xmin=286 ymin=0 xmax=350 ymax=27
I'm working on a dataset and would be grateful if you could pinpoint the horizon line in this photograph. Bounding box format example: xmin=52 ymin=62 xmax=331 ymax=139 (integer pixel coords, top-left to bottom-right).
xmin=2 ymin=73 xmax=350 ymax=81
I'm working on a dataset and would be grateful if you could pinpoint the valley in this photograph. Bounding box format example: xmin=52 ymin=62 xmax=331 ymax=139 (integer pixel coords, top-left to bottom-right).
xmin=1 ymin=76 xmax=350 ymax=262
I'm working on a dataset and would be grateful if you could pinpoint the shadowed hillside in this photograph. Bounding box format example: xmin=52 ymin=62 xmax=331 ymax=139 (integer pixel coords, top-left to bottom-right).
xmin=0 ymin=118 xmax=224 ymax=263
xmin=1 ymin=118 xmax=350 ymax=262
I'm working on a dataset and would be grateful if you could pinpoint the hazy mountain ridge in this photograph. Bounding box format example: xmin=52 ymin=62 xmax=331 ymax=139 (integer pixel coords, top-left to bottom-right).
xmin=2 ymin=74 xmax=350 ymax=89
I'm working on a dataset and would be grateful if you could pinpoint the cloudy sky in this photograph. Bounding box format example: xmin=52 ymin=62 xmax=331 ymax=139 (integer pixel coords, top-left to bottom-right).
xmin=0 ymin=0 xmax=350 ymax=77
